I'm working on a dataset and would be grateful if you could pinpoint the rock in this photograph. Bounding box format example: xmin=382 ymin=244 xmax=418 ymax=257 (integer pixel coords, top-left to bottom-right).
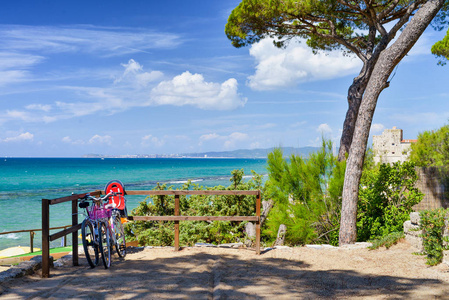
xmin=405 ymin=234 xmax=424 ymax=252
xmin=443 ymin=250 xmax=449 ymax=265
xmin=195 ymin=243 xmax=216 ymax=248
xmin=306 ymin=245 xmax=324 ymax=249
xmin=245 ymin=222 xmax=256 ymax=238
xmin=218 ymin=243 xmax=243 ymax=248
xmin=0 ymin=255 xmax=53 ymax=283
xmin=338 ymin=242 xmax=372 ymax=249
xmin=410 ymin=212 xmax=421 ymax=225
xmin=404 ymin=220 xmax=422 ymax=237
xmin=274 ymin=224 xmax=287 ymax=246
xmin=273 ymin=246 xmax=291 ymax=250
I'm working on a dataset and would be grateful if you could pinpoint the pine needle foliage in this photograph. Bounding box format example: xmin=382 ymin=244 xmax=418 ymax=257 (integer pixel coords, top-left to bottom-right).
xmin=263 ymin=140 xmax=345 ymax=246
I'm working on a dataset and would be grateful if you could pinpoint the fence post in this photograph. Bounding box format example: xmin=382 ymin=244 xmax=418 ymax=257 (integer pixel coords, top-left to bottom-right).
xmin=256 ymin=191 xmax=261 ymax=255
xmin=30 ymin=231 xmax=35 ymax=253
xmin=42 ymin=199 xmax=50 ymax=278
xmin=174 ymin=194 xmax=180 ymax=251
xmin=72 ymin=199 xmax=79 ymax=266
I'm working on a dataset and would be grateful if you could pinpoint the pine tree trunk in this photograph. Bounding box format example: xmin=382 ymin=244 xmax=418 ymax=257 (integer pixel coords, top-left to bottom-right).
xmin=338 ymin=73 xmax=368 ymax=161
xmin=339 ymin=0 xmax=446 ymax=245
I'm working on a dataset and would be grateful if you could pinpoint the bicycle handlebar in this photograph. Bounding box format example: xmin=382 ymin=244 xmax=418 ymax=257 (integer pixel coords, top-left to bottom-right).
xmin=80 ymin=191 xmax=116 ymax=203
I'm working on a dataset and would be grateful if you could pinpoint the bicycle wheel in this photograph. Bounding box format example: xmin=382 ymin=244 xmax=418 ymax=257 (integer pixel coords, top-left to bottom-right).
xmin=99 ymin=221 xmax=111 ymax=269
xmin=81 ymin=219 xmax=99 ymax=268
xmin=113 ymin=215 xmax=126 ymax=257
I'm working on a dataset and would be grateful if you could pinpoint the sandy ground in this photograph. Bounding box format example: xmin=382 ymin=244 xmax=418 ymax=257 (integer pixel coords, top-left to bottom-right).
xmin=1 ymin=240 xmax=449 ymax=299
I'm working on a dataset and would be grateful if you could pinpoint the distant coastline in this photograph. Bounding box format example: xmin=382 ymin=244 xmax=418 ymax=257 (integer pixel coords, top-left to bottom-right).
xmin=82 ymin=146 xmax=320 ymax=159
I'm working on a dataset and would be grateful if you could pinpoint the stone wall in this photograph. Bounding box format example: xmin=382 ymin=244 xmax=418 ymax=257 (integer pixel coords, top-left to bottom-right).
xmin=413 ymin=167 xmax=449 ymax=211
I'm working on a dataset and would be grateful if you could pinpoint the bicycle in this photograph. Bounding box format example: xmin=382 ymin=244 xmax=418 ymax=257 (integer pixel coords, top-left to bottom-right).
xmin=79 ymin=192 xmax=113 ymax=269
xmin=104 ymin=180 xmax=127 ymax=258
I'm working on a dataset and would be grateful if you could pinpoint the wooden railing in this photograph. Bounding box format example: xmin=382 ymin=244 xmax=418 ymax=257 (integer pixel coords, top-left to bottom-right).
xmin=42 ymin=189 xmax=261 ymax=278
xmin=0 ymin=225 xmax=70 ymax=253
xmin=41 ymin=191 xmax=102 ymax=278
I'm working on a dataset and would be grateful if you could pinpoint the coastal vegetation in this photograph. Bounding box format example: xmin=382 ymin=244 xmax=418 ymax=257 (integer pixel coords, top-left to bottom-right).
xmin=262 ymin=140 xmax=344 ymax=246
xmin=125 ymin=140 xmax=422 ymax=249
xmin=226 ymin=0 xmax=449 ymax=245
xmin=263 ymin=142 xmax=421 ymax=247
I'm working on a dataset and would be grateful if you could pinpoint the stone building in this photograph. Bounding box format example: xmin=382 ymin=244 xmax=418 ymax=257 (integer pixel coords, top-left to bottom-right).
xmin=373 ymin=126 xmax=417 ymax=164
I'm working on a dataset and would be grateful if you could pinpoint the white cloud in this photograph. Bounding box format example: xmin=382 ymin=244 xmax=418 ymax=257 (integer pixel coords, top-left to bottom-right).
xmin=199 ymin=131 xmax=249 ymax=149
xmin=0 ymin=70 xmax=30 ymax=86
xmin=0 ymin=52 xmax=44 ymax=70
xmin=317 ymin=123 xmax=333 ymax=134
xmin=371 ymin=123 xmax=385 ymax=134
xmin=250 ymin=142 xmax=261 ymax=149
xmin=224 ymin=132 xmax=249 ymax=149
xmin=114 ymin=59 xmax=163 ymax=86
xmin=26 ymin=104 xmax=52 ymax=112
xmin=247 ymin=38 xmax=362 ymax=90
xmin=290 ymin=121 xmax=307 ymax=128
xmin=2 ymin=132 xmax=34 ymax=143
xmin=150 ymin=71 xmax=247 ymax=110
xmin=199 ymin=133 xmax=220 ymax=142
xmin=62 ymin=136 xmax=84 ymax=145
xmin=62 ymin=136 xmax=71 ymax=143
xmin=141 ymin=135 xmax=165 ymax=147
xmin=89 ymin=134 xmax=112 ymax=145
xmin=0 ymin=25 xmax=182 ymax=56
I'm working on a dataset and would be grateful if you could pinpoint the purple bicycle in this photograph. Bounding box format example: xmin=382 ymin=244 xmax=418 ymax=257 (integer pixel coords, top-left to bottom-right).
xmin=79 ymin=192 xmax=113 ymax=269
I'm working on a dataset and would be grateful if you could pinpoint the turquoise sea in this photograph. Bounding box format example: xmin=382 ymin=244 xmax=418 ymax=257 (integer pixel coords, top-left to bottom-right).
xmin=0 ymin=158 xmax=267 ymax=251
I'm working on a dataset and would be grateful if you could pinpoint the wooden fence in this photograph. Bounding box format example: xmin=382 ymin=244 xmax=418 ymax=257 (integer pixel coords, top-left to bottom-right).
xmin=0 ymin=225 xmax=70 ymax=254
xmin=42 ymin=189 xmax=261 ymax=278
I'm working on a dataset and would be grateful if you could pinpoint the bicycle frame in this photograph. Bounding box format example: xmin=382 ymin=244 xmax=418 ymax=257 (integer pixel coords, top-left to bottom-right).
xmin=79 ymin=193 xmax=113 ymax=268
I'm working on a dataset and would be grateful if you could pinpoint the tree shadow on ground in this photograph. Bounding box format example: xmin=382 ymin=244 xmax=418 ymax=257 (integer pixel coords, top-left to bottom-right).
xmin=2 ymin=249 xmax=448 ymax=299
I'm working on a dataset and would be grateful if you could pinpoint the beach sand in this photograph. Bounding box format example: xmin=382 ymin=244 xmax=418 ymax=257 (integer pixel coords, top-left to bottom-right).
xmin=1 ymin=240 xmax=449 ymax=299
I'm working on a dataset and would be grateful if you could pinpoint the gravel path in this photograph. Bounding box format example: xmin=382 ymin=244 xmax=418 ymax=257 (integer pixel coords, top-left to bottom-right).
xmin=1 ymin=240 xmax=449 ymax=299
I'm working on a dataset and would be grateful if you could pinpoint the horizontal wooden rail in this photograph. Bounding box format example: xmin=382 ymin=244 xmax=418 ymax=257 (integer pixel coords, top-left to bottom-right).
xmin=0 ymin=225 xmax=71 ymax=254
xmin=119 ymin=190 xmax=260 ymax=196
xmin=128 ymin=216 xmax=259 ymax=221
xmin=0 ymin=225 xmax=70 ymax=235
xmin=50 ymin=224 xmax=82 ymax=242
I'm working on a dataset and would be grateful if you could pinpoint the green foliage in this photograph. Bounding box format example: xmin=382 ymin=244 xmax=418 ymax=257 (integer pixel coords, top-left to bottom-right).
xmin=357 ymin=161 xmax=423 ymax=241
xmin=124 ymin=169 xmax=263 ymax=247
xmin=419 ymin=208 xmax=449 ymax=266
xmin=409 ymin=124 xmax=449 ymax=168
xmin=225 ymin=0 xmax=357 ymax=51
xmin=368 ymin=232 xmax=405 ymax=250
xmin=432 ymin=27 xmax=449 ymax=65
xmin=263 ymin=139 xmax=345 ymax=246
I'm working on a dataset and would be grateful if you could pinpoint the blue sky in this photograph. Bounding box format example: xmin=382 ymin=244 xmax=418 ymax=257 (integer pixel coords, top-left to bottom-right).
xmin=0 ymin=1 xmax=448 ymax=157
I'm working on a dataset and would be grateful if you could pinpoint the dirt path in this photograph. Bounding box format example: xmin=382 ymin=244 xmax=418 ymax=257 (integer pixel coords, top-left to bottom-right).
xmin=1 ymin=240 xmax=449 ymax=299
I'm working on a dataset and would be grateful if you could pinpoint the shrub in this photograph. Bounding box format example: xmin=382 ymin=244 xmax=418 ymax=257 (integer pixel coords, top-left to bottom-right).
xmin=419 ymin=208 xmax=449 ymax=266
xmin=263 ymin=140 xmax=345 ymax=246
xmin=124 ymin=169 xmax=262 ymax=246
xmin=357 ymin=161 xmax=423 ymax=241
